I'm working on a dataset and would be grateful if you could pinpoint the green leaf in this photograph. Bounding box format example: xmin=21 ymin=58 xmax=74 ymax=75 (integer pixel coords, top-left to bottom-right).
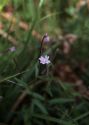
xmin=30 ymin=92 xmax=45 ymax=101
xmin=74 ymin=111 xmax=89 ymax=121
xmin=49 ymin=98 xmax=74 ymax=105
xmin=33 ymin=114 xmax=75 ymax=125
xmin=66 ymin=6 xmax=76 ymax=15
xmin=34 ymin=99 xmax=48 ymax=115
xmin=39 ymin=0 xmax=44 ymax=7
xmin=0 ymin=0 xmax=9 ymax=11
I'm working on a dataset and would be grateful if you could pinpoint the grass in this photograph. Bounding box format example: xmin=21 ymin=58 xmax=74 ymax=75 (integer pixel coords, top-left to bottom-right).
xmin=0 ymin=0 xmax=89 ymax=125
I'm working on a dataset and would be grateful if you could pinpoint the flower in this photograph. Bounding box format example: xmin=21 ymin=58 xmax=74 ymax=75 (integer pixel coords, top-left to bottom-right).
xmin=39 ymin=55 xmax=50 ymax=64
xmin=9 ymin=46 xmax=16 ymax=52
xmin=43 ymin=33 xmax=50 ymax=43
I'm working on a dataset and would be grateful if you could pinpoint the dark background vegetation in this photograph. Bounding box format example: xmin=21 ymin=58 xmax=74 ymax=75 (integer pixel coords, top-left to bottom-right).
xmin=0 ymin=0 xmax=89 ymax=125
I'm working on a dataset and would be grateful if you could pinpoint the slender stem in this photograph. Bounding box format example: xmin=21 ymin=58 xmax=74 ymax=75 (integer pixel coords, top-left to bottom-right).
xmin=40 ymin=34 xmax=46 ymax=56
xmin=39 ymin=34 xmax=49 ymax=75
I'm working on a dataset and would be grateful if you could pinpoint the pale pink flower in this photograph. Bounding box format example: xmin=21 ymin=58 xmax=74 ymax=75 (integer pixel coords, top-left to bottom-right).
xmin=43 ymin=33 xmax=50 ymax=43
xmin=39 ymin=55 xmax=50 ymax=64
xmin=9 ymin=46 xmax=16 ymax=52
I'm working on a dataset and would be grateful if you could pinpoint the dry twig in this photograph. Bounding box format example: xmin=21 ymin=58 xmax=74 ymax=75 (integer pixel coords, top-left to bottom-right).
xmin=1 ymin=12 xmax=42 ymax=41
xmin=0 ymin=18 xmax=18 ymax=45
xmin=0 ymin=29 xmax=18 ymax=46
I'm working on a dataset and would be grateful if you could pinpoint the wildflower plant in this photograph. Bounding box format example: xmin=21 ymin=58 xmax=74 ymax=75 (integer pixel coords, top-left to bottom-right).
xmin=38 ymin=33 xmax=51 ymax=76
xmin=39 ymin=33 xmax=51 ymax=64
xmin=39 ymin=55 xmax=50 ymax=64
xmin=1 ymin=1 xmax=89 ymax=125
xmin=9 ymin=46 xmax=16 ymax=52
xmin=43 ymin=33 xmax=50 ymax=43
